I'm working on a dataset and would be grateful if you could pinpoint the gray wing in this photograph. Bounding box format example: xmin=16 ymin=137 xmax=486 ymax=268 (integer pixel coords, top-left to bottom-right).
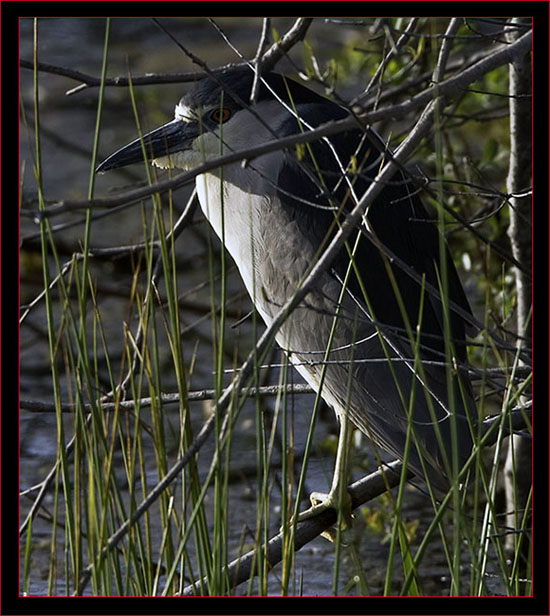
xmin=274 ymin=108 xmax=475 ymax=490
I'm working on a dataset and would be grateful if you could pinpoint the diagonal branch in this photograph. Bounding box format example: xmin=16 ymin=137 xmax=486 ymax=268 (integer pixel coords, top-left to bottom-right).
xmin=182 ymin=460 xmax=405 ymax=595
xmin=180 ymin=402 xmax=532 ymax=596
xmin=260 ymin=18 xmax=314 ymax=70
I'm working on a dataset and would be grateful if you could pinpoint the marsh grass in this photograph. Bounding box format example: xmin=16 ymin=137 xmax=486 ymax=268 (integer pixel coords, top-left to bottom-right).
xmin=20 ymin=17 xmax=532 ymax=597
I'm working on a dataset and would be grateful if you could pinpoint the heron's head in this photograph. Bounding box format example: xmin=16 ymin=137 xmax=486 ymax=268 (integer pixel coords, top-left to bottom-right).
xmin=96 ymin=66 xmax=341 ymax=174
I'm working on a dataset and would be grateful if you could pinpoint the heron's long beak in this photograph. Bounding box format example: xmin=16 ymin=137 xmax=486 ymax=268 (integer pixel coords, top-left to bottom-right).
xmin=96 ymin=119 xmax=198 ymax=173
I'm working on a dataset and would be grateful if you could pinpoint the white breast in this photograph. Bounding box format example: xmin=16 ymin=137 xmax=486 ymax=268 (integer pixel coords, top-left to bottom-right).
xmin=196 ymin=167 xmax=287 ymax=330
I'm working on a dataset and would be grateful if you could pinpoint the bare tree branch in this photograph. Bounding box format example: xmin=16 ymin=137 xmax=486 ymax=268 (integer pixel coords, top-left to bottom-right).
xmin=260 ymin=18 xmax=314 ymax=71
xmin=19 ymin=58 xmax=205 ymax=95
xmin=182 ymin=460 xmax=405 ymax=595
xmin=503 ymin=16 xmax=532 ymax=556
xmin=19 ymin=383 xmax=315 ymax=414
xmin=35 ymin=29 xmax=530 ymax=222
xmin=180 ymin=402 xmax=532 ymax=596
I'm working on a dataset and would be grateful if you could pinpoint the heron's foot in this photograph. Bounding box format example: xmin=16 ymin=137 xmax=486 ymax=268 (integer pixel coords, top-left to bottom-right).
xmin=296 ymin=489 xmax=353 ymax=542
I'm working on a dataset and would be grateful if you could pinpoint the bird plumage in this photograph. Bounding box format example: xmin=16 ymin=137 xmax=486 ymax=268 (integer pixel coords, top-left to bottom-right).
xmin=97 ymin=66 xmax=475 ymax=494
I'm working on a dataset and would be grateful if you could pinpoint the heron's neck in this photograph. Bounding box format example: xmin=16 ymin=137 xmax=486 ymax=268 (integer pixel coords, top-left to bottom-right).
xmin=195 ymin=170 xmax=272 ymax=309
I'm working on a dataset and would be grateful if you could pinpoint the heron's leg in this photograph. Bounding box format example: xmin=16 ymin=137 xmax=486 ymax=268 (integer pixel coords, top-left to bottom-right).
xmin=296 ymin=417 xmax=354 ymax=532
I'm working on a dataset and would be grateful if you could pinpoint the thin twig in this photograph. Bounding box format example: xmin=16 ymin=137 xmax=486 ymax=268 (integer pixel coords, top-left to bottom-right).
xmin=260 ymin=18 xmax=314 ymax=71
xmin=20 ymin=383 xmax=315 ymax=414
xmin=250 ymin=18 xmax=271 ymax=103
xmin=433 ymin=19 xmax=462 ymax=84
xmin=19 ymin=58 xmax=207 ymax=95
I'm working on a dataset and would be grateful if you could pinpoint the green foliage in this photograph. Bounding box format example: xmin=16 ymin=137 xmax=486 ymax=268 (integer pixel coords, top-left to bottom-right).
xmin=360 ymin=494 xmax=419 ymax=545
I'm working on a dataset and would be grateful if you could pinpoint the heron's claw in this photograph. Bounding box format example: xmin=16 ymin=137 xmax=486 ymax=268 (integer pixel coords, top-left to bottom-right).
xmin=294 ymin=489 xmax=353 ymax=542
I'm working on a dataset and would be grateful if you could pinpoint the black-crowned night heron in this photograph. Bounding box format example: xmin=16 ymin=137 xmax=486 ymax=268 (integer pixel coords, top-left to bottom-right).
xmin=97 ymin=66 xmax=475 ymax=513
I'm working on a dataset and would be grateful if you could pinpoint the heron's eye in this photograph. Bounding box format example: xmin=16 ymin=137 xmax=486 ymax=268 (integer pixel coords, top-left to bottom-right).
xmin=209 ymin=107 xmax=232 ymax=124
